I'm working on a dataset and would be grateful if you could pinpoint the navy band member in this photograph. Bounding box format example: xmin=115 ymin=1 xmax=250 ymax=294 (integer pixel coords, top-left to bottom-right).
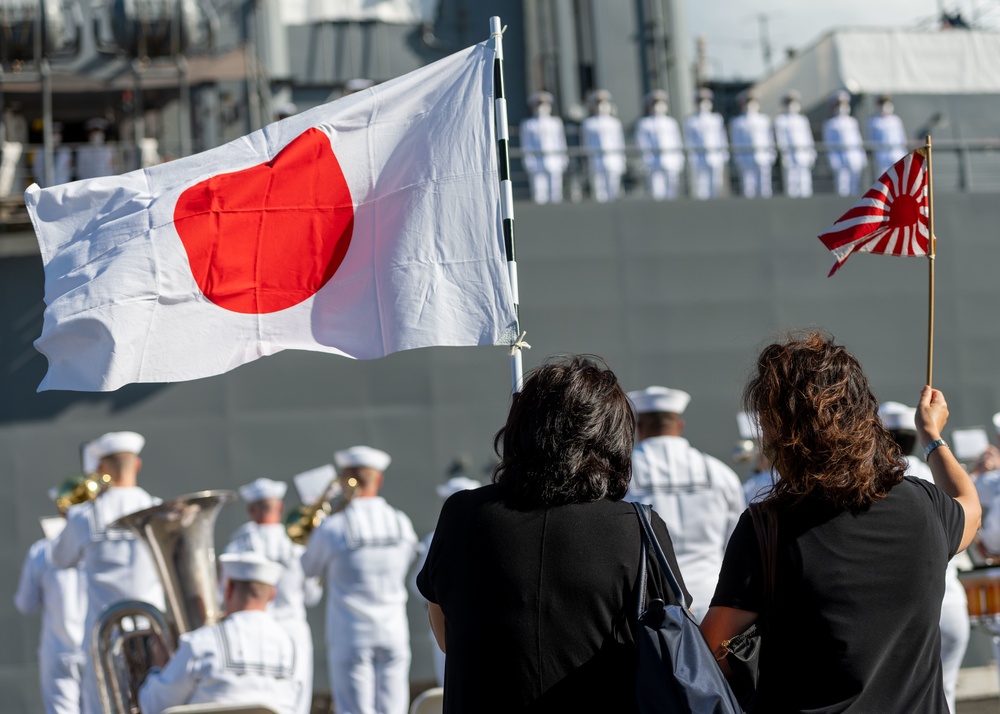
xmin=302 ymin=446 xmax=418 ymax=714
xmin=225 ymin=476 xmax=322 ymax=714
xmin=138 ymin=552 xmax=299 ymax=713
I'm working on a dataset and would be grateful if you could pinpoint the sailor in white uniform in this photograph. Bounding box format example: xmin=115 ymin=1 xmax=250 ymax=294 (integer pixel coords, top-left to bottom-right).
xmin=634 ymin=89 xmax=685 ymax=201
xmin=51 ymin=431 xmax=164 ymax=714
xmin=684 ymin=88 xmax=730 ymax=200
xmin=225 ymin=476 xmax=323 ymax=714
xmin=581 ymin=89 xmax=627 ymax=203
xmin=519 ymin=91 xmax=570 ymax=204
xmin=729 ymin=90 xmax=776 ymax=198
xmin=31 ymin=122 xmax=73 ymax=187
xmin=733 ymin=411 xmax=777 ymax=505
xmin=302 ymin=446 xmax=418 ymax=714
xmin=879 ymin=401 xmax=970 ymax=714
xmin=74 ymin=119 xmax=115 ymax=180
xmin=624 ymin=387 xmax=745 ymax=621
xmin=138 ymin=552 xmax=299 ymax=714
xmin=773 ymin=90 xmax=816 ymax=198
xmin=409 ymin=473 xmax=482 ymax=686
xmin=14 ymin=492 xmax=87 ymax=714
xmin=822 ymin=91 xmax=867 ymax=196
xmin=867 ymin=94 xmax=908 ymax=175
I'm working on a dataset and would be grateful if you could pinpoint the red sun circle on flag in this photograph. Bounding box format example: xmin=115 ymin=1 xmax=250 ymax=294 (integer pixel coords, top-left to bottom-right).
xmin=174 ymin=128 xmax=355 ymax=314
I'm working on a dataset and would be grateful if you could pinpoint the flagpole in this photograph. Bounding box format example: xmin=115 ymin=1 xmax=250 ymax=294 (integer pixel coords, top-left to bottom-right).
xmin=490 ymin=16 xmax=526 ymax=394
xmin=925 ymin=134 xmax=936 ymax=387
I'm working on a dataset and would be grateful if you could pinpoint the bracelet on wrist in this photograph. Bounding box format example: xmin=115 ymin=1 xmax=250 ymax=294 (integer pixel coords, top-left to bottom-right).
xmin=924 ymin=439 xmax=948 ymax=460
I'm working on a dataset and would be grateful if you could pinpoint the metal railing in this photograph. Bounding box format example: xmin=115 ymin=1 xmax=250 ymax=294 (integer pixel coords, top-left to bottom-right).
xmin=508 ymin=134 xmax=1000 ymax=202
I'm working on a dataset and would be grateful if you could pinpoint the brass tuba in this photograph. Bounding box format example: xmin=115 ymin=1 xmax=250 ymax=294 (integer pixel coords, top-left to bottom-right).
xmin=285 ymin=474 xmax=358 ymax=545
xmin=93 ymin=489 xmax=235 ymax=714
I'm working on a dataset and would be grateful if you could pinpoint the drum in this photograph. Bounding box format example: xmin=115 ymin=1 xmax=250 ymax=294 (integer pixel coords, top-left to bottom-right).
xmin=960 ymin=567 xmax=1000 ymax=623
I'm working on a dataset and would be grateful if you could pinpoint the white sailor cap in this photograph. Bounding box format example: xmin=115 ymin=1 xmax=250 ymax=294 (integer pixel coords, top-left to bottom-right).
xmin=782 ymin=90 xmax=801 ymax=104
xmin=335 ymin=445 xmax=392 ymax=472
xmin=736 ymin=412 xmax=762 ymax=441
xmin=276 ymin=102 xmax=298 ymax=117
xmin=345 ymin=78 xmax=375 ymax=93
xmin=219 ymin=552 xmax=283 ymax=587
xmin=528 ymin=90 xmax=554 ymax=107
xmin=436 ymin=476 xmax=481 ymax=500
xmin=48 ymin=486 xmax=59 ymax=502
xmin=627 ymin=386 xmax=691 ymax=415
xmin=589 ymin=88 xmax=613 ymax=105
xmin=832 ymin=89 xmax=851 ymax=105
xmin=645 ymin=89 xmax=668 ymax=106
xmin=238 ymin=477 xmax=288 ymax=503
xmin=91 ymin=431 xmax=145 ymax=460
xmin=878 ymin=401 xmax=917 ymax=432
xmin=696 ymin=87 xmax=714 ymax=102
xmin=86 ymin=117 xmax=108 ymax=132
xmin=82 ymin=440 xmax=100 ymax=473
xmin=993 ymin=412 xmax=1000 ymax=433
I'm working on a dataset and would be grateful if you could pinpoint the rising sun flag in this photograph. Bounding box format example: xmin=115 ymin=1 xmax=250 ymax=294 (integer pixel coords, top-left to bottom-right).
xmin=818 ymin=149 xmax=930 ymax=277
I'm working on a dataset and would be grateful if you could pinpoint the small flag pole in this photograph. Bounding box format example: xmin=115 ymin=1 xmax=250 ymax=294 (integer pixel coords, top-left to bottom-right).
xmin=925 ymin=134 xmax=936 ymax=387
xmin=490 ymin=16 xmax=527 ymax=394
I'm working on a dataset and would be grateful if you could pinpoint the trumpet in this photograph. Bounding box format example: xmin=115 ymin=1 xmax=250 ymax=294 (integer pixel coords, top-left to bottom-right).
xmin=285 ymin=474 xmax=359 ymax=545
xmin=55 ymin=472 xmax=113 ymax=514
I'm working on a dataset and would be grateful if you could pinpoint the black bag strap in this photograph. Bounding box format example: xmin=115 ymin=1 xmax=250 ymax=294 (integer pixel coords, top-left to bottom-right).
xmin=633 ymin=502 xmax=689 ymax=611
xmin=748 ymin=502 xmax=777 ymax=619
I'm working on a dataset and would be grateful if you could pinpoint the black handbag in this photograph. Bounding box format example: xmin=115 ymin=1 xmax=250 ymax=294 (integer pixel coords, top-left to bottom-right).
xmin=718 ymin=502 xmax=776 ymax=712
xmin=632 ymin=502 xmax=743 ymax=714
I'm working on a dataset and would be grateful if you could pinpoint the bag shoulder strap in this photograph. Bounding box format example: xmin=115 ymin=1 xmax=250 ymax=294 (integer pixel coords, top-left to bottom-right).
xmin=632 ymin=502 xmax=688 ymax=610
xmin=748 ymin=502 xmax=777 ymax=617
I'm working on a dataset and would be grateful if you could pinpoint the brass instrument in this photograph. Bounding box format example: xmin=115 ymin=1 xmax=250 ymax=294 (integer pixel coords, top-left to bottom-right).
xmin=731 ymin=439 xmax=759 ymax=466
xmin=93 ymin=489 xmax=235 ymax=714
xmin=285 ymin=474 xmax=358 ymax=545
xmin=55 ymin=472 xmax=113 ymax=514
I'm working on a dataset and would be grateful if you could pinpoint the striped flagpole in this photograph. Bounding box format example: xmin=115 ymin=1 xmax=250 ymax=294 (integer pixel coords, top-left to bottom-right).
xmin=490 ymin=16 xmax=526 ymax=394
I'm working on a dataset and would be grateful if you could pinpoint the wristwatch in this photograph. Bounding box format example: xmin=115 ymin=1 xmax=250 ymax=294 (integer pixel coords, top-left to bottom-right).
xmin=924 ymin=439 xmax=948 ymax=460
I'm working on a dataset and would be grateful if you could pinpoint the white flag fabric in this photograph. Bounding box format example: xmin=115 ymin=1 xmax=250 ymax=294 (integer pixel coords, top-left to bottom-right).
xmin=27 ymin=43 xmax=517 ymax=392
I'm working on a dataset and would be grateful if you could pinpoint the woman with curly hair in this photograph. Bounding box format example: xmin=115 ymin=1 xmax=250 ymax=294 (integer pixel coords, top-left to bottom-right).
xmin=416 ymin=356 xmax=687 ymax=713
xmin=701 ymin=332 xmax=981 ymax=713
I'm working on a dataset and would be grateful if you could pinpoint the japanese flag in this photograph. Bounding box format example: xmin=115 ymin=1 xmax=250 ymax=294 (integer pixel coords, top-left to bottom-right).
xmin=26 ymin=42 xmax=517 ymax=392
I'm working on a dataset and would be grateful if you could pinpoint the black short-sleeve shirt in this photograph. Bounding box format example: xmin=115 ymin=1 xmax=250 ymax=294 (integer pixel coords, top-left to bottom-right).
xmin=416 ymin=483 xmax=689 ymax=714
xmin=712 ymin=476 xmax=965 ymax=714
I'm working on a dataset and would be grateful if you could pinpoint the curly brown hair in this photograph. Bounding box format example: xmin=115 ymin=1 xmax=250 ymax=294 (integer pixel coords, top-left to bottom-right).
xmin=744 ymin=331 xmax=906 ymax=509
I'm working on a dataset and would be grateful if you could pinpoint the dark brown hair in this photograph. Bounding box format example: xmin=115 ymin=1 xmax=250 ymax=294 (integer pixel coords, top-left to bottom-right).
xmin=493 ymin=355 xmax=634 ymax=508
xmin=744 ymin=331 xmax=906 ymax=509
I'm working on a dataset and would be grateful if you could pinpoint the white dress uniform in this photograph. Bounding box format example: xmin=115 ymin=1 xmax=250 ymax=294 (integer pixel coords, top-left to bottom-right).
xmin=31 ymin=145 xmax=73 ymax=187
xmin=906 ymin=455 xmax=970 ymax=714
xmin=624 ymin=436 xmax=745 ymax=621
xmin=635 ymin=113 xmax=685 ymax=200
xmin=138 ymin=609 xmax=299 ymax=714
xmin=684 ymin=109 xmax=729 ymax=200
xmin=225 ymin=522 xmax=322 ymax=714
xmin=729 ymin=108 xmax=776 ymax=198
xmin=14 ymin=537 xmax=87 ymax=714
xmin=867 ymin=110 xmax=907 ymax=175
xmin=51 ymin=487 xmax=165 ymax=714
xmin=581 ymin=112 xmax=626 ymax=203
xmin=519 ymin=112 xmax=569 ymax=204
xmin=773 ymin=108 xmax=816 ymax=197
xmin=822 ymin=112 xmax=867 ymax=196
xmin=302 ymin=497 xmax=418 ymax=714
xmin=74 ymin=144 xmax=114 ymax=180
xmin=977 ymin=469 xmax=1000 ymax=553
xmin=409 ymin=532 xmax=444 ymax=686
xmin=742 ymin=469 xmax=777 ymax=505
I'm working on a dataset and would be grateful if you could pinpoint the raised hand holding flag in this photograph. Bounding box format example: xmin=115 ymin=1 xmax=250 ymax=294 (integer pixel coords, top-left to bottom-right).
xmin=818 ymin=148 xmax=929 ymax=277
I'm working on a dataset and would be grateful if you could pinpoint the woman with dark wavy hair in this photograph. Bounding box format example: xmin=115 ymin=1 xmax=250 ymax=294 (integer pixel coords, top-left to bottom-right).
xmin=701 ymin=332 xmax=981 ymax=713
xmin=416 ymin=356 xmax=688 ymax=713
